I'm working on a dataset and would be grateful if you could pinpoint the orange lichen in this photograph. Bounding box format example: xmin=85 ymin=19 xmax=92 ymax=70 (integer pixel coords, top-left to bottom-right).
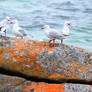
xmin=50 ymin=73 xmax=63 ymax=80
xmin=81 ymin=65 xmax=86 ymax=72
xmin=90 ymin=85 xmax=92 ymax=88
xmin=24 ymin=82 xmax=64 ymax=92
xmin=0 ymin=48 xmax=6 ymax=63
xmin=0 ymin=58 xmax=2 ymax=63
xmin=0 ymin=48 xmax=6 ymax=56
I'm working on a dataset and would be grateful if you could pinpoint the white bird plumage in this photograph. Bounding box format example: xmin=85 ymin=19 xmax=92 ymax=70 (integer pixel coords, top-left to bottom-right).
xmin=42 ymin=21 xmax=71 ymax=46
xmin=0 ymin=16 xmax=11 ymax=36
xmin=12 ymin=20 xmax=33 ymax=39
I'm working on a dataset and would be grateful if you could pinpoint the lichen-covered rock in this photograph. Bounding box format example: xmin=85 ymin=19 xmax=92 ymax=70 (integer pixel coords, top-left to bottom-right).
xmin=0 ymin=74 xmax=29 ymax=92
xmin=24 ymin=83 xmax=92 ymax=92
xmin=0 ymin=73 xmax=92 ymax=92
xmin=0 ymin=36 xmax=92 ymax=83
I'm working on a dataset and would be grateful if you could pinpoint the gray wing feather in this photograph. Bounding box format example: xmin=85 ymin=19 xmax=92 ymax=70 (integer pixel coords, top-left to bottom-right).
xmin=19 ymin=28 xmax=27 ymax=36
xmin=0 ymin=26 xmax=6 ymax=33
xmin=49 ymin=31 xmax=64 ymax=39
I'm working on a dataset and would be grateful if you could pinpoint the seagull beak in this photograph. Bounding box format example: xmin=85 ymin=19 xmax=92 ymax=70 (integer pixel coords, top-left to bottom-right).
xmin=68 ymin=23 xmax=71 ymax=26
xmin=10 ymin=22 xmax=13 ymax=24
xmin=41 ymin=27 xmax=45 ymax=29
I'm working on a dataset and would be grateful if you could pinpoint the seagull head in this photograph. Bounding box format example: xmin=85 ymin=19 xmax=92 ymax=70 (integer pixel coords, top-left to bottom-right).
xmin=64 ymin=21 xmax=71 ymax=27
xmin=5 ymin=16 xmax=10 ymax=21
xmin=5 ymin=16 xmax=12 ymax=24
xmin=13 ymin=20 xmax=18 ymax=24
xmin=42 ymin=25 xmax=50 ymax=30
xmin=11 ymin=20 xmax=18 ymax=24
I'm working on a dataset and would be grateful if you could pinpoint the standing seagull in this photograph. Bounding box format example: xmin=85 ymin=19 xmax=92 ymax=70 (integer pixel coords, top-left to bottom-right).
xmin=11 ymin=20 xmax=33 ymax=39
xmin=42 ymin=21 xmax=71 ymax=46
xmin=0 ymin=16 xmax=11 ymax=37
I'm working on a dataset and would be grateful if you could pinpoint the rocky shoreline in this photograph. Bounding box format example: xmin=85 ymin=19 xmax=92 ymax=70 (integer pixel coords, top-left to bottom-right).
xmin=0 ymin=36 xmax=92 ymax=92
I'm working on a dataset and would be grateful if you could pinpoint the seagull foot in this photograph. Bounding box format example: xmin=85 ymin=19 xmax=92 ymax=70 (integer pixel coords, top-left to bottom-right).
xmin=48 ymin=40 xmax=52 ymax=43
xmin=49 ymin=43 xmax=55 ymax=47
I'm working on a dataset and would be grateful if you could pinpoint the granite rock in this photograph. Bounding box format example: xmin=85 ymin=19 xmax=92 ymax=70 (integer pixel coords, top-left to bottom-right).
xmin=0 ymin=36 xmax=92 ymax=83
xmin=0 ymin=74 xmax=92 ymax=92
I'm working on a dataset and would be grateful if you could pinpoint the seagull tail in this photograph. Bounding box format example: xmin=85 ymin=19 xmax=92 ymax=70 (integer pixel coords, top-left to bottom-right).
xmin=27 ymin=34 xmax=34 ymax=38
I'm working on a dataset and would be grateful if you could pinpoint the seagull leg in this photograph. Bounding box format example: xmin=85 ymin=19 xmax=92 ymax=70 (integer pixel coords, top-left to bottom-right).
xmin=61 ymin=39 xmax=63 ymax=44
xmin=49 ymin=39 xmax=53 ymax=47
xmin=51 ymin=39 xmax=55 ymax=47
xmin=21 ymin=36 xmax=23 ymax=39
xmin=0 ymin=35 xmax=2 ymax=38
xmin=5 ymin=32 xmax=6 ymax=37
xmin=48 ymin=40 xmax=52 ymax=43
xmin=49 ymin=39 xmax=55 ymax=47
xmin=53 ymin=39 xmax=55 ymax=46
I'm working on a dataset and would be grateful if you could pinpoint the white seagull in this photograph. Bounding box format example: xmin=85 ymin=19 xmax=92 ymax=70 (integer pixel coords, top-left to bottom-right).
xmin=42 ymin=21 xmax=71 ymax=46
xmin=0 ymin=16 xmax=11 ymax=36
xmin=11 ymin=20 xmax=33 ymax=39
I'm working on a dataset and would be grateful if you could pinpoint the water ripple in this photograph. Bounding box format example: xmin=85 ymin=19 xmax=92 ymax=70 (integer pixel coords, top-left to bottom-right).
xmin=0 ymin=0 xmax=91 ymax=50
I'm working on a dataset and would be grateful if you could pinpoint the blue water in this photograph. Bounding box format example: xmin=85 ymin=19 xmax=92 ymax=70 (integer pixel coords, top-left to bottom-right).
xmin=0 ymin=0 xmax=92 ymax=51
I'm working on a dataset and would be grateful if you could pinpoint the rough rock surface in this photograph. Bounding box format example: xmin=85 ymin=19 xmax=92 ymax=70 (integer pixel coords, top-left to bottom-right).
xmin=0 ymin=74 xmax=30 ymax=92
xmin=0 ymin=36 xmax=92 ymax=83
xmin=0 ymin=73 xmax=92 ymax=92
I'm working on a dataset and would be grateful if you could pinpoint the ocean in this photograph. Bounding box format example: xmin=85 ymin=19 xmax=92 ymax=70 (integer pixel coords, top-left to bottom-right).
xmin=0 ymin=0 xmax=92 ymax=51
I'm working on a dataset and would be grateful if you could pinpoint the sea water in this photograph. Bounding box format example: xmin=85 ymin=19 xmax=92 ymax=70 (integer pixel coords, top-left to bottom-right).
xmin=0 ymin=0 xmax=92 ymax=51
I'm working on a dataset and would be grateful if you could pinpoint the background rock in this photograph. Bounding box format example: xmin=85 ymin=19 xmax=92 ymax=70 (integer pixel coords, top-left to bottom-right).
xmin=0 ymin=36 xmax=92 ymax=83
xmin=0 ymin=73 xmax=92 ymax=92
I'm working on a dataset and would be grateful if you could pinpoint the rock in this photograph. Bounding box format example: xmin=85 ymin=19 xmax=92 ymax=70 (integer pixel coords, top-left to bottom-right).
xmin=0 ymin=73 xmax=92 ymax=92
xmin=0 ymin=36 xmax=92 ymax=83
xmin=0 ymin=74 xmax=27 ymax=92
xmin=24 ymin=83 xmax=92 ymax=92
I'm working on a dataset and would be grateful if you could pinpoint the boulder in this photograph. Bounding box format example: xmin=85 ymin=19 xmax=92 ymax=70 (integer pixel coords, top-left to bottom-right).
xmin=0 ymin=36 xmax=92 ymax=83
xmin=0 ymin=74 xmax=30 ymax=92
xmin=0 ymin=73 xmax=92 ymax=92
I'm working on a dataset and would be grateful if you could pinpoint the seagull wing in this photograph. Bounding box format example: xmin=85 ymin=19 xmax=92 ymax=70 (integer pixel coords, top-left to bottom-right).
xmin=18 ymin=27 xmax=33 ymax=37
xmin=0 ymin=19 xmax=6 ymax=27
xmin=48 ymin=29 xmax=64 ymax=39
xmin=0 ymin=27 xmax=6 ymax=33
xmin=18 ymin=27 xmax=27 ymax=36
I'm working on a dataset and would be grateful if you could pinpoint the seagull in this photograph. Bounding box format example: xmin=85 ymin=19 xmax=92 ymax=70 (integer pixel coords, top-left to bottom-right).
xmin=11 ymin=20 xmax=33 ymax=39
xmin=0 ymin=16 xmax=11 ymax=37
xmin=42 ymin=21 xmax=71 ymax=46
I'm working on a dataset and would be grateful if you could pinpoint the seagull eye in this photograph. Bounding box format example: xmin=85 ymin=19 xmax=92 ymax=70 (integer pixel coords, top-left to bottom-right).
xmin=67 ymin=23 xmax=71 ymax=26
